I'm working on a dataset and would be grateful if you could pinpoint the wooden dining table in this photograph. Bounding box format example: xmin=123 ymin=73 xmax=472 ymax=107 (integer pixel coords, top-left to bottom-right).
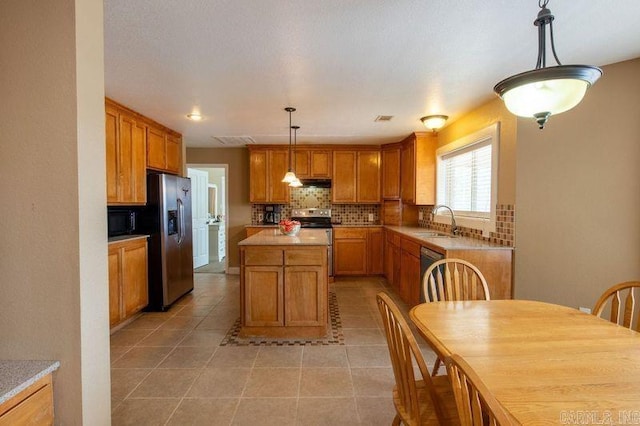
xmin=410 ymin=300 xmax=640 ymax=425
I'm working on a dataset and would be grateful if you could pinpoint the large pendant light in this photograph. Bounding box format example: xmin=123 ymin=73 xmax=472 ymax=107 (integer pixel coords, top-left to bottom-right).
xmin=493 ymin=0 xmax=602 ymax=129
xmin=281 ymin=107 xmax=297 ymax=183
xmin=289 ymin=125 xmax=303 ymax=188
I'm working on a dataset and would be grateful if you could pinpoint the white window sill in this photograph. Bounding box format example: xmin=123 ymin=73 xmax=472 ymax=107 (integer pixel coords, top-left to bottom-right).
xmin=432 ymin=213 xmax=495 ymax=237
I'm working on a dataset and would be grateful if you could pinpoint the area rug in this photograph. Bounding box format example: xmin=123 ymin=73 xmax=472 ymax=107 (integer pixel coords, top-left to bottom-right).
xmin=220 ymin=291 xmax=344 ymax=346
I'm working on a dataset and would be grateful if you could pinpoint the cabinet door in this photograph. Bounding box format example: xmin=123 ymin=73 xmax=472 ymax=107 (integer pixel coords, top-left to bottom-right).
xmin=105 ymin=105 xmax=119 ymax=204
xmin=367 ymin=228 xmax=384 ymax=275
xmin=244 ymin=266 xmax=284 ymax=326
xmin=400 ymin=250 xmax=420 ymax=306
xmin=284 ymin=266 xmax=327 ymax=326
xmin=147 ymin=126 xmax=166 ymax=170
xmin=357 ymin=151 xmax=381 ymax=203
xmin=382 ymin=147 xmax=401 ymax=199
xmin=310 ymin=150 xmax=332 ymax=178
xmin=333 ymin=238 xmax=367 ymax=275
xmin=166 ymin=134 xmax=182 ymax=175
xmin=268 ymin=150 xmax=290 ymax=203
xmin=122 ymin=240 xmax=148 ymax=318
xmin=401 ymin=138 xmax=415 ymax=203
xmin=294 ymin=150 xmax=310 ymax=179
xmin=108 ymin=248 xmax=121 ymax=327
xmin=332 ymin=151 xmax=357 ymax=203
xmin=249 ymin=150 xmax=268 ymax=203
xmin=118 ymin=114 xmax=136 ymax=202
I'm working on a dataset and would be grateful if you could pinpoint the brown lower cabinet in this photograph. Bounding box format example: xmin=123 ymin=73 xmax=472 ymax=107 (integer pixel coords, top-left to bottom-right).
xmin=108 ymin=238 xmax=148 ymax=328
xmin=240 ymin=245 xmax=328 ymax=338
xmin=384 ymin=229 xmax=513 ymax=306
xmin=0 ymin=374 xmax=54 ymax=425
xmin=333 ymin=227 xmax=384 ymax=276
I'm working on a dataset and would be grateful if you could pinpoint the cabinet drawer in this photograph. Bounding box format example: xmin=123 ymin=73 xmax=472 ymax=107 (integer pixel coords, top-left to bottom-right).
xmin=0 ymin=377 xmax=53 ymax=425
xmin=401 ymin=238 xmax=421 ymax=257
xmin=285 ymin=248 xmax=326 ymax=266
xmin=334 ymin=228 xmax=367 ymax=239
xmin=244 ymin=248 xmax=284 ymax=265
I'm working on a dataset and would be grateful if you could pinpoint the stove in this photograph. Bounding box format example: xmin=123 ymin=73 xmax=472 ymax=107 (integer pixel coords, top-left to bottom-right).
xmin=291 ymin=208 xmax=333 ymax=276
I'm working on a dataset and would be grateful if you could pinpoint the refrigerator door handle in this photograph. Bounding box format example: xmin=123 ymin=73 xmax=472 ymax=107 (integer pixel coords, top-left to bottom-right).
xmin=177 ymin=198 xmax=184 ymax=245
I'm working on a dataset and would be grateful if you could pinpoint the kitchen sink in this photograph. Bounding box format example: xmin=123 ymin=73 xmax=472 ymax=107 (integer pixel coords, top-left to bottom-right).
xmin=411 ymin=231 xmax=458 ymax=238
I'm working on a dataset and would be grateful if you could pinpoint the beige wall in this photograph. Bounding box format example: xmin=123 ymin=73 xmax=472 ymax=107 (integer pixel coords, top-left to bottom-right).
xmin=515 ymin=58 xmax=640 ymax=309
xmin=0 ymin=0 xmax=110 ymax=424
xmin=437 ymin=98 xmax=518 ymax=205
xmin=187 ymin=148 xmax=251 ymax=268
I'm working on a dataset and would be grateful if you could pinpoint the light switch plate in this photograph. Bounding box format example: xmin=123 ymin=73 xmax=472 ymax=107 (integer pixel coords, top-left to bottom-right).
xmin=418 ymin=211 xmax=423 ymax=220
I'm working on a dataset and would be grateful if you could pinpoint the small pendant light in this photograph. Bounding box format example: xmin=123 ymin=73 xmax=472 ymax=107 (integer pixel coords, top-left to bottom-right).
xmin=281 ymin=107 xmax=298 ymax=183
xmin=289 ymin=125 xmax=303 ymax=187
xmin=494 ymin=0 xmax=602 ymax=129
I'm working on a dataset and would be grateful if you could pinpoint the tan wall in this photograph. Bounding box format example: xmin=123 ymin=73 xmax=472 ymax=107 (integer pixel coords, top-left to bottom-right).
xmin=437 ymin=98 xmax=517 ymax=205
xmin=0 ymin=0 xmax=110 ymax=424
xmin=187 ymin=148 xmax=251 ymax=268
xmin=515 ymin=57 xmax=640 ymax=309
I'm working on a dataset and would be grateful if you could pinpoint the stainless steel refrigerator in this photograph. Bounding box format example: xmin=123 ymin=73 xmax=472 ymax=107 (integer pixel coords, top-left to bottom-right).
xmin=142 ymin=173 xmax=194 ymax=311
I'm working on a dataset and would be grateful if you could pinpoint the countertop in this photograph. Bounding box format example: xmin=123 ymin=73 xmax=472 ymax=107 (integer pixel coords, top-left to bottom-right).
xmin=239 ymin=228 xmax=329 ymax=246
xmin=385 ymin=225 xmax=513 ymax=251
xmin=331 ymin=223 xmax=382 ymax=227
xmin=108 ymin=234 xmax=149 ymax=244
xmin=0 ymin=360 xmax=60 ymax=404
xmin=245 ymin=224 xmax=278 ymax=228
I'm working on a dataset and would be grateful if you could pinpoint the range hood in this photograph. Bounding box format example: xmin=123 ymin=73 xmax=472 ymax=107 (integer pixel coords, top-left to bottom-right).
xmin=299 ymin=179 xmax=331 ymax=188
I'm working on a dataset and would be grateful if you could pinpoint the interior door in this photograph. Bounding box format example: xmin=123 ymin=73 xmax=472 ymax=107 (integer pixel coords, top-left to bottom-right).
xmin=187 ymin=168 xmax=209 ymax=268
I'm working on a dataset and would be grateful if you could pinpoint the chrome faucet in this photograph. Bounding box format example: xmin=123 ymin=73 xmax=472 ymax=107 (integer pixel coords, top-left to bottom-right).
xmin=431 ymin=205 xmax=459 ymax=236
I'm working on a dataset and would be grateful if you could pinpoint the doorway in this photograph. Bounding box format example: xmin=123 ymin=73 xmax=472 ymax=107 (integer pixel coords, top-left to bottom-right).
xmin=187 ymin=165 xmax=228 ymax=274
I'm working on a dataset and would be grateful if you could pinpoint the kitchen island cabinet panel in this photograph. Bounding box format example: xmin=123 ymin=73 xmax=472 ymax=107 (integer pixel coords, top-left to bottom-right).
xmin=284 ymin=266 xmax=326 ymax=326
xmin=243 ymin=266 xmax=284 ymax=326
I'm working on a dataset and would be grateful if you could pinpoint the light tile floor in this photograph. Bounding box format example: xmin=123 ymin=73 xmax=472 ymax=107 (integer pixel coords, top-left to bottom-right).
xmin=110 ymin=273 xmax=437 ymax=425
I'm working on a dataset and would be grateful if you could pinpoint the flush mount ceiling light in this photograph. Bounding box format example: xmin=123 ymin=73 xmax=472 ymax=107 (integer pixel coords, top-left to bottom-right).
xmin=420 ymin=115 xmax=448 ymax=132
xmin=186 ymin=113 xmax=202 ymax=121
xmin=289 ymin=125 xmax=303 ymax=188
xmin=281 ymin=107 xmax=298 ymax=183
xmin=494 ymin=0 xmax=602 ymax=129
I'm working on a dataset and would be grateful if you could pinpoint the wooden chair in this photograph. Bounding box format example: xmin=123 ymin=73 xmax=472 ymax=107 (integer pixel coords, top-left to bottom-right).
xmin=422 ymin=259 xmax=490 ymax=303
xmin=446 ymin=354 xmax=519 ymax=426
xmin=592 ymin=281 xmax=640 ymax=331
xmin=422 ymin=259 xmax=490 ymax=375
xmin=376 ymin=292 xmax=459 ymax=425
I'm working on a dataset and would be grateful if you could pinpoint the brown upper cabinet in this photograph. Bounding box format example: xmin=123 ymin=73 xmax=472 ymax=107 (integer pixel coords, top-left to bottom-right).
xmin=381 ymin=144 xmax=401 ymax=200
xmin=332 ymin=150 xmax=381 ymax=203
xmin=400 ymin=132 xmax=437 ymax=205
xmin=105 ymin=100 xmax=147 ymax=205
xmin=294 ymin=149 xmax=332 ymax=179
xmin=249 ymin=148 xmax=290 ymax=203
xmin=146 ymin=124 xmax=182 ymax=175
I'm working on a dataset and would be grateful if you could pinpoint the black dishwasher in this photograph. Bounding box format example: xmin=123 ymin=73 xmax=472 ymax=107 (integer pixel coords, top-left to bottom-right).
xmin=420 ymin=247 xmax=444 ymax=302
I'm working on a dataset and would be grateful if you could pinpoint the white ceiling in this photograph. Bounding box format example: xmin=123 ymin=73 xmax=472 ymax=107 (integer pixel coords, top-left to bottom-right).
xmin=104 ymin=0 xmax=640 ymax=147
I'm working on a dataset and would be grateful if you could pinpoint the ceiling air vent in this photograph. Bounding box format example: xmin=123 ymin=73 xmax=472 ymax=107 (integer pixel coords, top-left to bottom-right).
xmin=374 ymin=115 xmax=393 ymax=122
xmin=210 ymin=136 xmax=256 ymax=146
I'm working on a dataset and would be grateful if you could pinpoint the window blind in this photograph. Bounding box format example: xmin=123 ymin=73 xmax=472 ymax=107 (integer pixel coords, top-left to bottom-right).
xmin=441 ymin=139 xmax=492 ymax=217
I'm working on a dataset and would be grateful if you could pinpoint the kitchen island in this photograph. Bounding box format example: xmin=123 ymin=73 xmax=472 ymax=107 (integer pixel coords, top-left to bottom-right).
xmin=238 ymin=229 xmax=329 ymax=338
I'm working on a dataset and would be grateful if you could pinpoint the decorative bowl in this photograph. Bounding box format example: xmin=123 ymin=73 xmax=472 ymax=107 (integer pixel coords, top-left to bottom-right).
xmin=278 ymin=221 xmax=301 ymax=236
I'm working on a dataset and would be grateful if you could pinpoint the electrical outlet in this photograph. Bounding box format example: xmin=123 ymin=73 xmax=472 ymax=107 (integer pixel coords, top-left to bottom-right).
xmin=418 ymin=211 xmax=424 ymax=221
xmin=368 ymin=213 xmax=374 ymax=222
xmin=258 ymin=213 xmax=263 ymax=222
xmin=579 ymin=306 xmax=591 ymax=314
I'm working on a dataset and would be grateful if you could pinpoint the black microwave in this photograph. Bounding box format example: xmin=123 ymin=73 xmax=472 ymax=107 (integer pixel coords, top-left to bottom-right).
xmin=107 ymin=208 xmax=137 ymax=237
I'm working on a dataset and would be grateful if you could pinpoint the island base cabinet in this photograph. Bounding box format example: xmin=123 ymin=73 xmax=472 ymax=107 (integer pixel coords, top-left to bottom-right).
xmin=240 ymin=245 xmax=328 ymax=338
xmin=243 ymin=266 xmax=284 ymax=326
xmin=0 ymin=375 xmax=54 ymax=425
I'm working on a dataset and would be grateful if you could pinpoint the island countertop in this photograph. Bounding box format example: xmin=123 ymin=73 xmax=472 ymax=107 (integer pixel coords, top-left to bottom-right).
xmin=239 ymin=228 xmax=329 ymax=246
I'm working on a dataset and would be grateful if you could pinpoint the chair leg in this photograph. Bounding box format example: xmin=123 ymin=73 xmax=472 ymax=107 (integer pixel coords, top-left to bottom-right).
xmin=431 ymin=358 xmax=442 ymax=376
xmin=392 ymin=414 xmax=402 ymax=426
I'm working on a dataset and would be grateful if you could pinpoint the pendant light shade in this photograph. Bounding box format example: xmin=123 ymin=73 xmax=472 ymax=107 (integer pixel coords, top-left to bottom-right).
xmin=493 ymin=0 xmax=602 ymax=129
xmin=281 ymin=107 xmax=298 ymax=183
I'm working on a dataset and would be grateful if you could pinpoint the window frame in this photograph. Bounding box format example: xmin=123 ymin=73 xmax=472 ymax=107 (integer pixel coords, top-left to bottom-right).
xmin=434 ymin=122 xmax=500 ymax=235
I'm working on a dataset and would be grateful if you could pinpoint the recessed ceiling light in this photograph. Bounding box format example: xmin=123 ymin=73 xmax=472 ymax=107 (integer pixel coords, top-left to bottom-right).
xmin=187 ymin=113 xmax=202 ymax=121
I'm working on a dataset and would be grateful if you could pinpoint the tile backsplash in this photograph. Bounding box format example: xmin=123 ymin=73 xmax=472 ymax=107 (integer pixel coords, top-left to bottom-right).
xmin=418 ymin=204 xmax=515 ymax=247
xmin=251 ymin=187 xmax=380 ymax=225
